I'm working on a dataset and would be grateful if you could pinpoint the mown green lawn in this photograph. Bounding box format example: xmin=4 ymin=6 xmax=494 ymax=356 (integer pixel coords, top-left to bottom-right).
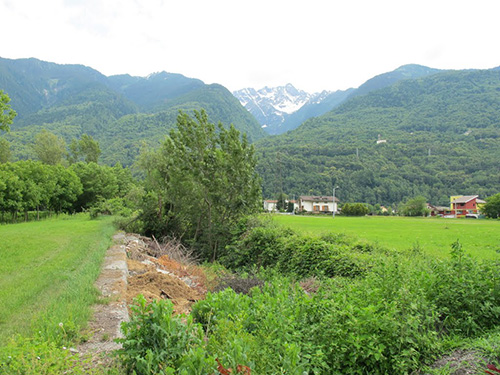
xmin=0 ymin=214 xmax=115 ymax=343
xmin=272 ymin=214 xmax=500 ymax=260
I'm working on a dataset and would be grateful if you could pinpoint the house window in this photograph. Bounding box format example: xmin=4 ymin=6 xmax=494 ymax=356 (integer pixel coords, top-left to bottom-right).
xmin=313 ymin=205 xmax=320 ymax=211
xmin=322 ymin=205 xmax=328 ymax=211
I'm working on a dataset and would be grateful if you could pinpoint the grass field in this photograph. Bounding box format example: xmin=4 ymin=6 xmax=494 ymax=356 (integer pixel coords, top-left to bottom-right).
xmin=0 ymin=214 xmax=115 ymax=343
xmin=272 ymin=214 xmax=500 ymax=260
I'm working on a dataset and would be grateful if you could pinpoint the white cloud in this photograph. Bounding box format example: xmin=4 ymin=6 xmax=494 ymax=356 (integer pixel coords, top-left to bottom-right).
xmin=1 ymin=0 xmax=500 ymax=93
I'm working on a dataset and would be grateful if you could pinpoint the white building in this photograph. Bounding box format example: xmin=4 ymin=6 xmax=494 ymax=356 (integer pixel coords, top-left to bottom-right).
xmin=299 ymin=196 xmax=339 ymax=213
xmin=263 ymin=200 xmax=278 ymax=212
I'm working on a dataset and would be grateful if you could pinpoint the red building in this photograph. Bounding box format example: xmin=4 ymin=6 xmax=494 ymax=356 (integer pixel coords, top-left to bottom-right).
xmin=450 ymin=195 xmax=485 ymax=217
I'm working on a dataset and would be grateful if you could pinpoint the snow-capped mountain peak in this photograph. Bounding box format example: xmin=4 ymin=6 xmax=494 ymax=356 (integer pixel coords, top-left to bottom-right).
xmin=233 ymin=84 xmax=330 ymax=134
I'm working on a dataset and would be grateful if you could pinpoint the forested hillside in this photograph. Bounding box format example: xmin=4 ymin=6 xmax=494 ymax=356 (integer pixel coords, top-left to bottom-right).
xmin=256 ymin=69 xmax=500 ymax=206
xmin=1 ymin=57 xmax=265 ymax=164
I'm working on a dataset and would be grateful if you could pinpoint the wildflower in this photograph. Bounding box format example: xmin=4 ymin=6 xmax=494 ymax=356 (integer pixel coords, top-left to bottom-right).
xmin=59 ymin=322 xmax=64 ymax=328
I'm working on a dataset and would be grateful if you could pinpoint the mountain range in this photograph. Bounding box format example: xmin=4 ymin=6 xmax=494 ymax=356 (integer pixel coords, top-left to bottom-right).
xmin=0 ymin=57 xmax=265 ymax=165
xmin=256 ymin=68 xmax=500 ymax=205
xmin=1 ymin=57 xmax=499 ymax=206
xmin=233 ymin=64 xmax=443 ymax=135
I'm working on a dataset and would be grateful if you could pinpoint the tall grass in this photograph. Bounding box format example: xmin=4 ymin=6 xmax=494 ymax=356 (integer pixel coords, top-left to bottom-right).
xmin=0 ymin=214 xmax=115 ymax=344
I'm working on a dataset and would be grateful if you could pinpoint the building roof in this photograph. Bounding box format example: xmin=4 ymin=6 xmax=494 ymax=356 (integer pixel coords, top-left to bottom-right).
xmin=264 ymin=200 xmax=278 ymax=203
xmin=477 ymin=199 xmax=486 ymax=204
xmin=427 ymin=203 xmax=450 ymax=211
xmin=451 ymin=195 xmax=479 ymax=204
xmin=299 ymin=195 xmax=339 ymax=202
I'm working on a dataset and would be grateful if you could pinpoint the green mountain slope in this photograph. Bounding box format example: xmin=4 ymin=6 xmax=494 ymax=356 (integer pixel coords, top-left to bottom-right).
xmin=256 ymin=69 xmax=500 ymax=206
xmin=100 ymin=84 xmax=265 ymax=165
xmin=107 ymin=72 xmax=205 ymax=111
xmin=0 ymin=57 xmax=265 ymax=164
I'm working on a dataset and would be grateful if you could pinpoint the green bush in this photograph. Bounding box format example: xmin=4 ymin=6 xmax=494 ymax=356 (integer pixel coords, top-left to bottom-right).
xmin=427 ymin=241 xmax=500 ymax=336
xmin=118 ymin=242 xmax=500 ymax=374
xmin=341 ymin=202 xmax=370 ymax=216
xmin=222 ymin=216 xmax=367 ymax=278
xmin=117 ymin=295 xmax=216 ymax=375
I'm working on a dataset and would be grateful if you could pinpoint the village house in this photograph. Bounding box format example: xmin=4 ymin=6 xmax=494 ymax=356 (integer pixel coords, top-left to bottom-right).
xmin=263 ymin=200 xmax=277 ymax=212
xmin=299 ymin=195 xmax=339 ymax=213
xmin=450 ymin=195 xmax=486 ymax=218
xmin=264 ymin=199 xmax=299 ymax=213
xmin=427 ymin=203 xmax=452 ymax=217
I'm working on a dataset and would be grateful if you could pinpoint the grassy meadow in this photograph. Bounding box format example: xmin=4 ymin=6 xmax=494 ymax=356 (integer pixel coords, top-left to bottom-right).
xmin=272 ymin=214 xmax=500 ymax=260
xmin=0 ymin=214 xmax=115 ymax=343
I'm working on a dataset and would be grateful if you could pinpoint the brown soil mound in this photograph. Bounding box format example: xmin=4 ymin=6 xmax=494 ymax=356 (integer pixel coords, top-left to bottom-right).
xmin=127 ymin=259 xmax=156 ymax=275
xmin=127 ymin=271 xmax=202 ymax=314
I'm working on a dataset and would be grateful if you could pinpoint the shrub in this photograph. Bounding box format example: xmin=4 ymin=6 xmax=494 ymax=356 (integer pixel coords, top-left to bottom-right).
xmin=341 ymin=203 xmax=370 ymax=216
xmin=117 ymin=295 xmax=215 ymax=375
xmin=222 ymin=216 xmax=367 ymax=279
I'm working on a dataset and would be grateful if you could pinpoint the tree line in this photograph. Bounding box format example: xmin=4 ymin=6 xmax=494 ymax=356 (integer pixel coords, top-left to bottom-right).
xmin=0 ymin=160 xmax=134 ymax=223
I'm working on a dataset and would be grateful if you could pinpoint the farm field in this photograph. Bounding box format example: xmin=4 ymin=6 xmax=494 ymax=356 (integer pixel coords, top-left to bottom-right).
xmin=272 ymin=214 xmax=500 ymax=260
xmin=0 ymin=214 xmax=115 ymax=343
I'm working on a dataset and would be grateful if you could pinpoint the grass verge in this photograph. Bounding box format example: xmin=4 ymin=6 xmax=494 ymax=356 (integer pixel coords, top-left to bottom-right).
xmin=0 ymin=214 xmax=115 ymax=344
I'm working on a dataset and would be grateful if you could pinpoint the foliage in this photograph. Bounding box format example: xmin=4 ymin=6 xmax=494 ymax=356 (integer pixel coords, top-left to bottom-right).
xmin=189 ymin=240 xmax=500 ymax=374
xmin=32 ymin=129 xmax=67 ymax=165
xmin=341 ymin=202 xmax=370 ymax=216
xmin=70 ymin=162 xmax=134 ymax=211
xmin=0 ymin=138 xmax=11 ymax=162
xmin=0 ymin=161 xmax=83 ymax=220
xmin=1 ymin=58 xmax=265 ymax=167
xmin=483 ymin=193 xmax=500 ymax=219
xmin=117 ymin=295 xmax=216 ymax=375
xmin=400 ymin=195 xmax=429 ymax=216
xmin=276 ymin=192 xmax=288 ymax=211
xmin=139 ymin=110 xmax=262 ymax=260
xmin=222 ymin=216 xmax=366 ymax=278
xmin=256 ymin=69 xmax=500 ymax=206
xmin=0 ymin=90 xmax=17 ymax=132
xmin=68 ymin=133 xmax=101 ymax=163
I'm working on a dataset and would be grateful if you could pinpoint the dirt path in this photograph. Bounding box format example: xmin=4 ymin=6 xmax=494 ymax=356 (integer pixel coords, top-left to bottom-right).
xmin=77 ymin=232 xmax=129 ymax=363
xmin=77 ymin=232 xmax=207 ymax=365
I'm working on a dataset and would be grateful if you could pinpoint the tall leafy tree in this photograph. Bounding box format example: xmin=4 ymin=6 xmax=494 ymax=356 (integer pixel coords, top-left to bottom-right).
xmin=400 ymin=196 xmax=429 ymax=216
xmin=68 ymin=134 xmax=101 ymax=164
xmin=482 ymin=193 xmax=500 ymax=219
xmin=70 ymin=162 xmax=118 ymax=210
xmin=0 ymin=138 xmax=11 ymax=163
xmin=33 ymin=129 xmax=67 ymax=165
xmin=0 ymin=90 xmax=16 ymax=132
xmin=144 ymin=110 xmax=262 ymax=260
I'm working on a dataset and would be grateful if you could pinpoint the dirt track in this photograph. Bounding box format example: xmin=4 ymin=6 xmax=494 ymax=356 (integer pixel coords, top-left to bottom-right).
xmin=78 ymin=232 xmax=207 ymax=365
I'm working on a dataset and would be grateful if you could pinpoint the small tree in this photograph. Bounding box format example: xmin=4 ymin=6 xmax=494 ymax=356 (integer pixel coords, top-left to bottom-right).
xmin=482 ymin=193 xmax=500 ymax=219
xmin=276 ymin=192 xmax=288 ymax=212
xmin=33 ymin=130 xmax=67 ymax=165
xmin=0 ymin=138 xmax=11 ymax=163
xmin=401 ymin=196 xmax=429 ymax=217
xmin=68 ymin=134 xmax=101 ymax=164
xmin=0 ymin=90 xmax=16 ymax=132
xmin=342 ymin=202 xmax=370 ymax=216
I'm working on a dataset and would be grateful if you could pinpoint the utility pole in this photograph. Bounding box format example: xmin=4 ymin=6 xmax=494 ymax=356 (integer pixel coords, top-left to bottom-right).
xmin=333 ymin=186 xmax=339 ymax=218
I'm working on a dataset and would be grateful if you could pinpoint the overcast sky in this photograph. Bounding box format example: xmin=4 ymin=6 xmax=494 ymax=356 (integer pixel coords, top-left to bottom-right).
xmin=1 ymin=0 xmax=500 ymax=93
